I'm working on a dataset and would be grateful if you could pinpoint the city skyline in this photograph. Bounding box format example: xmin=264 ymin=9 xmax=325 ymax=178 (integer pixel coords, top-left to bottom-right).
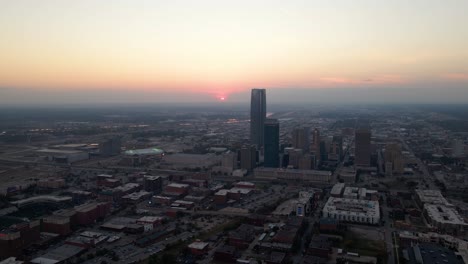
xmin=1 ymin=1 xmax=468 ymax=105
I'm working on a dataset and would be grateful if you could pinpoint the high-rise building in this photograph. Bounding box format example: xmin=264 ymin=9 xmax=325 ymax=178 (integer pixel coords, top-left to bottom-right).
xmin=312 ymin=128 xmax=321 ymax=155
xmin=287 ymin=149 xmax=304 ymax=168
xmin=328 ymin=136 xmax=343 ymax=161
xmin=298 ymin=154 xmax=315 ymax=170
xmin=292 ymin=127 xmax=310 ymax=153
xmin=384 ymin=143 xmax=404 ymax=174
xmin=250 ymin=89 xmax=266 ymax=148
xmin=100 ymin=136 xmax=121 ymax=156
xmin=222 ymin=152 xmax=237 ymax=169
xmin=355 ymin=129 xmax=371 ymax=167
xmin=240 ymin=145 xmax=256 ymax=171
xmin=264 ymin=119 xmax=279 ymax=168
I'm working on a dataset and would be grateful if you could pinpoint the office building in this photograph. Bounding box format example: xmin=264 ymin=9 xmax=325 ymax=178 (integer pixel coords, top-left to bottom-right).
xmin=328 ymin=136 xmax=343 ymax=161
xmin=298 ymin=154 xmax=315 ymax=170
xmin=355 ymin=129 xmax=371 ymax=167
xmin=264 ymin=119 xmax=279 ymax=168
xmin=291 ymin=127 xmax=310 ymax=153
xmin=286 ymin=148 xmax=304 ymax=168
xmin=312 ymin=128 xmax=321 ymax=165
xmin=384 ymin=143 xmax=404 ymax=175
xmin=240 ymin=145 xmax=256 ymax=171
xmin=250 ymin=89 xmax=266 ymax=148
xmin=100 ymin=137 xmax=121 ymax=156
xmin=221 ymin=152 xmax=237 ymax=169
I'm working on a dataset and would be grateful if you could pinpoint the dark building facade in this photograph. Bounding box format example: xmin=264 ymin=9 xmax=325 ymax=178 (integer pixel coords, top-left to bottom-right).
xmin=240 ymin=145 xmax=257 ymax=171
xmin=292 ymin=127 xmax=310 ymax=153
xmin=250 ymin=89 xmax=266 ymax=148
xmin=312 ymin=128 xmax=321 ymax=163
xmin=99 ymin=137 xmax=121 ymax=156
xmin=144 ymin=176 xmax=162 ymax=194
xmin=264 ymin=119 xmax=279 ymax=168
xmin=355 ymin=129 xmax=371 ymax=166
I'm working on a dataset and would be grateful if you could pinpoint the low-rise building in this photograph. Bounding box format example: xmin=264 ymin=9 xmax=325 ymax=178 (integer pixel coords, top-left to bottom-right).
xmin=330 ymin=183 xmax=345 ymax=197
xmin=122 ymin=190 xmax=152 ymax=203
xmin=42 ymin=215 xmax=71 ymax=236
xmin=319 ymin=218 xmax=339 ymax=232
xmin=0 ymin=220 xmax=40 ymax=259
xmin=30 ymin=244 xmax=85 ymax=264
xmin=37 ymin=178 xmax=66 ymax=189
xmin=234 ymin=182 xmax=255 ymax=189
xmin=214 ymin=245 xmax=237 ymax=263
xmin=322 ymin=197 xmax=380 ymax=224
xmin=415 ymin=189 xmax=450 ymax=207
xmin=136 ymin=216 xmax=164 ymax=231
xmin=254 ymin=168 xmax=332 ymax=183
xmin=307 ymin=235 xmax=332 ymax=258
xmin=163 ymin=183 xmax=190 ymax=197
xmin=74 ymin=202 xmax=111 ymax=226
xmin=423 ymin=204 xmax=467 ymax=234
xmin=188 ymin=241 xmax=209 ymax=255
xmin=404 ymin=243 xmax=463 ymax=264
xmin=229 ymin=224 xmax=256 ymax=249
xmin=338 ymin=167 xmax=356 ymax=183
xmin=170 ymin=200 xmax=195 ymax=210
xmin=152 ymin=195 xmax=173 ymax=206
xmin=342 ymin=187 xmax=378 ymax=200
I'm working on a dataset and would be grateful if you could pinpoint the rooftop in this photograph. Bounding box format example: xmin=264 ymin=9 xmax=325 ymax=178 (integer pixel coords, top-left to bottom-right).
xmin=31 ymin=244 xmax=84 ymax=264
xmin=416 ymin=189 xmax=451 ymax=206
xmin=330 ymin=183 xmax=345 ymax=195
xmin=405 ymin=243 xmax=463 ymax=264
xmin=138 ymin=216 xmax=164 ymax=223
xmin=167 ymin=183 xmax=190 ymax=188
xmin=424 ymin=204 xmax=467 ymax=226
xmin=124 ymin=147 xmax=164 ymax=156
xmin=188 ymin=241 xmax=209 ymax=250
xmin=11 ymin=195 xmax=72 ymax=207
xmin=323 ymin=197 xmax=380 ymax=217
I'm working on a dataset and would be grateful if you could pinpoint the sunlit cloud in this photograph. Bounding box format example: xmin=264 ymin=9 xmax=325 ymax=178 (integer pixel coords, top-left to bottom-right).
xmin=441 ymin=73 xmax=468 ymax=81
xmin=317 ymin=74 xmax=407 ymax=87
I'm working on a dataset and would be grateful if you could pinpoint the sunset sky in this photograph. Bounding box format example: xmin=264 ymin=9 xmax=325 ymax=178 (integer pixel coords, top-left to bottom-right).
xmin=1 ymin=0 xmax=468 ymax=104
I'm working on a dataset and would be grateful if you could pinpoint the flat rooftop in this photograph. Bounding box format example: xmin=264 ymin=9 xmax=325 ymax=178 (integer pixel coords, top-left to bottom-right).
xmin=323 ymin=197 xmax=380 ymax=217
xmin=424 ymin=204 xmax=467 ymax=226
xmin=416 ymin=189 xmax=450 ymax=206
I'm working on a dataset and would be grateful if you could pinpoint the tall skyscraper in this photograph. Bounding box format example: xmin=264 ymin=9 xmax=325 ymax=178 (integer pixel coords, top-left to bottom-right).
xmin=291 ymin=127 xmax=310 ymax=153
xmin=264 ymin=119 xmax=279 ymax=168
xmin=355 ymin=129 xmax=371 ymax=167
xmin=250 ymin=89 xmax=266 ymax=148
xmin=312 ymin=128 xmax=321 ymax=154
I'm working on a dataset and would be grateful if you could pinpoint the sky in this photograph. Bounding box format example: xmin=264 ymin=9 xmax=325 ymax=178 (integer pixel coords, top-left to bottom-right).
xmin=1 ymin=0 xmax=468 ymax=105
